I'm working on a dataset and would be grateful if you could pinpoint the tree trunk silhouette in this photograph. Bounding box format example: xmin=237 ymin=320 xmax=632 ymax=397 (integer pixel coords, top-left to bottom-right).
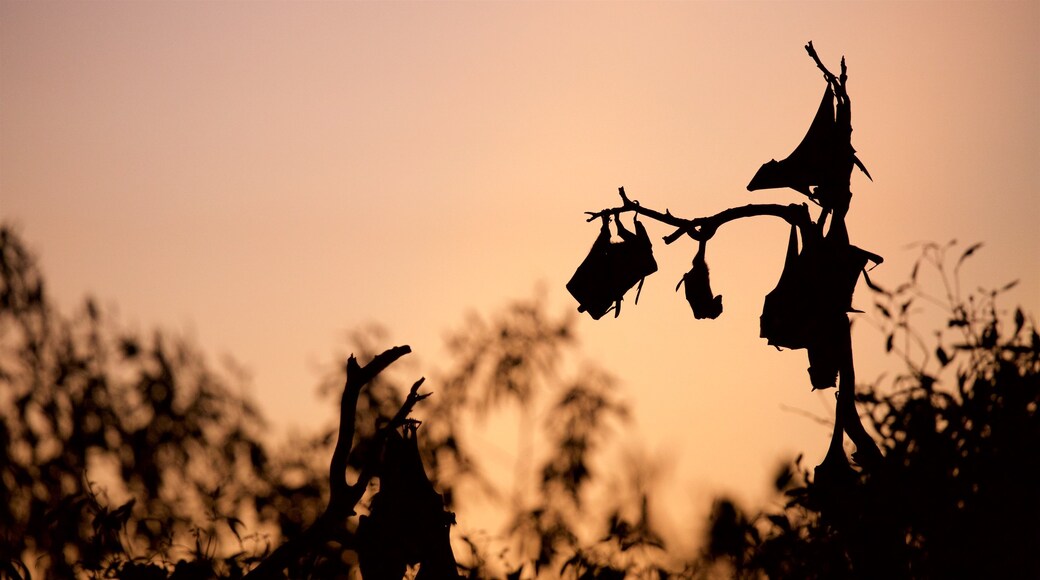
xmin=245 ymin=345 xmax=457 ymax=579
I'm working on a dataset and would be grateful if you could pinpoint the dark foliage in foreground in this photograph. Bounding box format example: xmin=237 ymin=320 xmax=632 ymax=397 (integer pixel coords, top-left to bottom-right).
xmin=0 ymin=224 xmax=276 ymax=579
xmin=0 ymin=225 xmax=651 ymax=579
xmin=697 ymin=242 xmax=1039 ymax=579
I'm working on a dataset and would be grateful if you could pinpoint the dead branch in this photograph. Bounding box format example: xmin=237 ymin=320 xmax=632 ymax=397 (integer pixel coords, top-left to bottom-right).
xmin=805 ymin=41 xmax=848 ymax=98
xmin=585 ymin=186 xmax=813 ymax=244
xmin=329 ymin=346 xmax=413 ymax=506
xmin=245 ymin=345 xmax=430 ymax=579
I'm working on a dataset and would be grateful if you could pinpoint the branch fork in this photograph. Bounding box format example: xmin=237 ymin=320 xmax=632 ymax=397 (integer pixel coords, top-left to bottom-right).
xmin=246 ymin=345 xmax=431 ymax=579
xmin=586 ymin=186 xmax=813 ymax=244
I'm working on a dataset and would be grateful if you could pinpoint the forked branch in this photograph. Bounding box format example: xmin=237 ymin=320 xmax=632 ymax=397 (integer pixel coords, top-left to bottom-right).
xmin=585 ymin=186 xmax=813 ymax=243
xmin=246 ymin=345 xmax=429 ymax=579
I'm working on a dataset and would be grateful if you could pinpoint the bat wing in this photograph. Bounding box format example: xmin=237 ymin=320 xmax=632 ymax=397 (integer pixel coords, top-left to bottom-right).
xmin=748 ymin=88 xmax=838 ymax=196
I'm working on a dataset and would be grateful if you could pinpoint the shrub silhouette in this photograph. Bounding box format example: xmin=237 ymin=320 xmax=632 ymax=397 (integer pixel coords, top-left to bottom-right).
xmin=0 ymin=225 xmax=647 ymax=578
xmin=0 ymin=224 xmax=274 ymax=578
xmin=565 ymin=42 xmax=1037 ymax=578
xmin=4 ymin=222 xmax=1037 ymax=578
xmin=692 ymin=243 xmax=1039 ymax=579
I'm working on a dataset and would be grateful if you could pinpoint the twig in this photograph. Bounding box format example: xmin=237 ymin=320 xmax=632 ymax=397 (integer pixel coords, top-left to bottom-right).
xmin=779 ymin=403 xmax=833 ymax=427
xmin=663 ymin=203 xmax=812 ymax=244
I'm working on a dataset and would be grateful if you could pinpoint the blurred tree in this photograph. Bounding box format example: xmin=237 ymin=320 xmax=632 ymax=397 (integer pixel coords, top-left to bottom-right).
xmin=0 ymin=223 xmax=449 ymax=579
xmin=0 ymin=224 xmax=663 ymax=579
xmin=0 ymin=224 xmax=275 ymax=578
xmin=435 ymin=295 xmax=674 ymax=577
xmin=10 ymin=217 xmax=1034 ymax=579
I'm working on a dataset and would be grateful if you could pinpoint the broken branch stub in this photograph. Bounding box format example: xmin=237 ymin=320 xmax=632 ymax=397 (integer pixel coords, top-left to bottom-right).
xmin=566 ymin=212 xmax=658 ymax=320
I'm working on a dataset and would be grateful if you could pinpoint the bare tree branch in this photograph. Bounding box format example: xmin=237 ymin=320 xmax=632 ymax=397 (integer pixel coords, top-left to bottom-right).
xmin=332 ymin=377 xmax=430 ymax=516
xmin=585 ymin=186 xmax=813 ymax=244
xmin=245 ymin=345 xmax=429 ymax=580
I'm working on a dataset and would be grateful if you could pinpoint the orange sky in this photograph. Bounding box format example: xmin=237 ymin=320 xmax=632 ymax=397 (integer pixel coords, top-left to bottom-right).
xmin=2 ymin=0 xmax=1038 ymax=550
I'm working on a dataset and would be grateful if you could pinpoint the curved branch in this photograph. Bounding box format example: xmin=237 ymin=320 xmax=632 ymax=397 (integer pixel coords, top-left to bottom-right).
xmin=586 ymin=186 xmax=813 ymax=244
xmin=585 ymin=186 xmax=693 ymax=234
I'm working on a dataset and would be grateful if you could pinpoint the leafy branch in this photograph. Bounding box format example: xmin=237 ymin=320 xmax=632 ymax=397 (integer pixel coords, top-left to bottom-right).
xmin=571 ymin=42 xmax=886 ymax=483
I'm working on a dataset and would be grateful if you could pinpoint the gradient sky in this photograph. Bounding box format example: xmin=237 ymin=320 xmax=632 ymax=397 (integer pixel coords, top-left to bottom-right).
xmin=3 ymin=1 xmax=1038 ymax=548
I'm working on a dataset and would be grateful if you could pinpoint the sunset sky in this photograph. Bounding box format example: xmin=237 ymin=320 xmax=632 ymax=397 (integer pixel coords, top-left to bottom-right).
xmin=3 ymin=1 xmax=1038 ymax=548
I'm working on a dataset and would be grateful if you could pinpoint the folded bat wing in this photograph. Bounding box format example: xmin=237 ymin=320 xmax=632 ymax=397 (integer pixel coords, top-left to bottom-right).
xmin=747 ymin=89 xmax=838 ymax=196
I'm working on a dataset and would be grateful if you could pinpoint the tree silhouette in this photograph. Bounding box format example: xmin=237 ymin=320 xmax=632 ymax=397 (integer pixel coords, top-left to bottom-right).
xmin=693 ymin=243 xmax=1039 ymax=578
xmin=565 ymin=41 xmax=1036 ymax=577
xmin=0 ymin=225 xmax=460 ymax=579
xmin=0 ymin=224 xmax=273 ymax=579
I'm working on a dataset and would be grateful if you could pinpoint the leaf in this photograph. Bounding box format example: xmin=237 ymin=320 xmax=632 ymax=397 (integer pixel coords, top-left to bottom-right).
xmin=226 ymin=516 xmax=244 ymax=542
xmin=1001 ymin=279 xmax=1020 ymax=292
xmin=1014 ymin=308 xmax=1025 ymax=336
xmin=956 ymin=242 xmax=983 ymax=269
xmin=936 ymin=346 xmax=950 ymax=367
xmin=919 ymin=374 xmax=936 ymax=391
xmin=885 ymin=334 xmax=894 ymax=353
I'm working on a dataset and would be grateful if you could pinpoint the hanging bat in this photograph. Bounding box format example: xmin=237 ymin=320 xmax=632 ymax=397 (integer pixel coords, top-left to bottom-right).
xmin=677 ymin=239 xmax=723 ymax=320
xmin=747 ymin=88 xmax=870 ymax=209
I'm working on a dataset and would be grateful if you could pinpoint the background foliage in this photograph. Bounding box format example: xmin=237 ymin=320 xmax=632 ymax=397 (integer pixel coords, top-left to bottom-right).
xmin=2 ymin=224 xmax=1037 ymax=578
